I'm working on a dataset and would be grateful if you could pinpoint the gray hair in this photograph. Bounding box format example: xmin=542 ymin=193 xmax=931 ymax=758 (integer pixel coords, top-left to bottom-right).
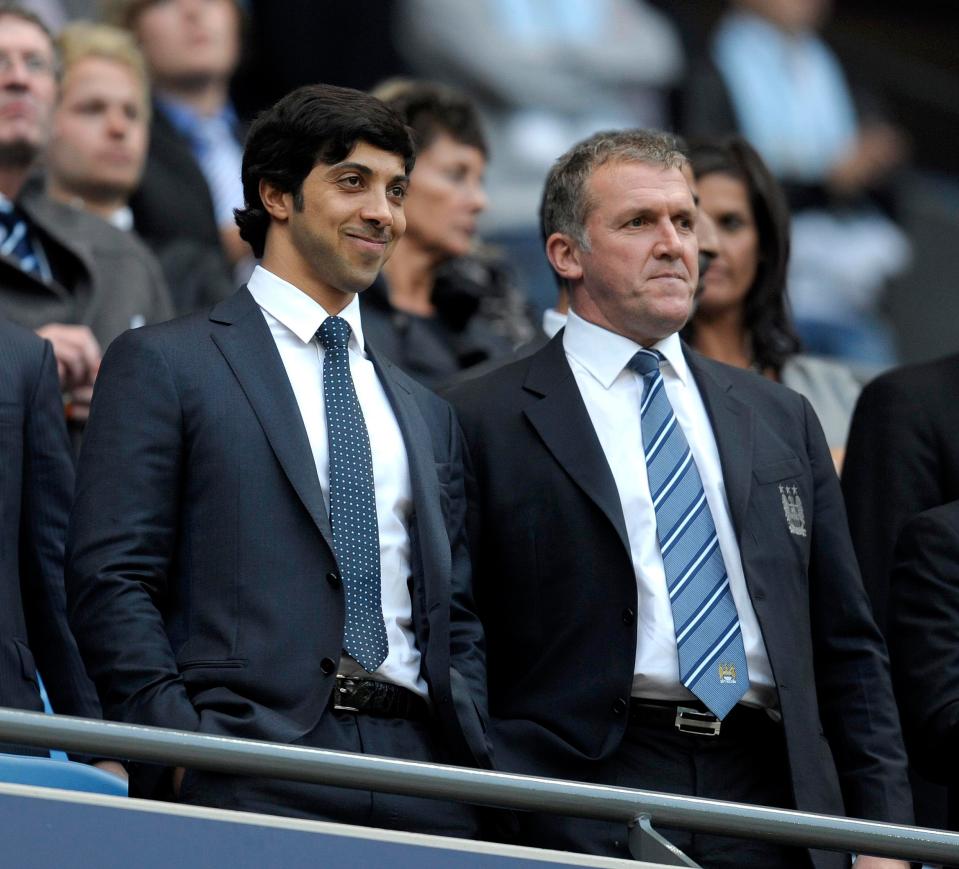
xmin=540 ymin=129 xmax=688 ymax=251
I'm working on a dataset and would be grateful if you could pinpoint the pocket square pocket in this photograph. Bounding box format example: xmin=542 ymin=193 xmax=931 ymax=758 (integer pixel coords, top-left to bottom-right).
xmin=752 ymin=457 xmax=803 ymax=484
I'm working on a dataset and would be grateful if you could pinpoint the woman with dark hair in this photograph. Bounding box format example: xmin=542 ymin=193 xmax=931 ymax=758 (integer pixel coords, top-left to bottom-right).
xmin=684 ymin=135 xmax=862 ymax=467
xmin=362 ymin=79 xmax=535 ymax=389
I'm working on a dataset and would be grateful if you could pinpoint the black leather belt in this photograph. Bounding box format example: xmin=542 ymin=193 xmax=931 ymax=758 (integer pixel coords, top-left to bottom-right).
xmin=332 ymin=675 xmax=429 ymax=720
xmin=629 ymin=698 xmax=775 ymax=737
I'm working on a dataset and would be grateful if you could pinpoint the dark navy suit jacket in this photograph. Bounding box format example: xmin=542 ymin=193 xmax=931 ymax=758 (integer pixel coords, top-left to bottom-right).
xmin=0 ymin=319 xmax=100 ymax=738
xmin=66 ymin=288 xmax=490 ymax=796
xmin=448 ymin=332 xmax=912 ymax=869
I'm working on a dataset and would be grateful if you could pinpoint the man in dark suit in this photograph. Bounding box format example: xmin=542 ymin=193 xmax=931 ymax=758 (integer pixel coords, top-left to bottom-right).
xmin=842 ymin=353 xmax=959 ymax=831
xmin=66 ymin=84 xmax=489 ymax=834
xmin=0 ymin=318 xmax=116 ymax=763
xmin=842 ymin=353 xmax=959 ymax=635
xmin=447 ymin=130 xmax=911 ymax=868
xmin=888 ymin=500 xmax=959 ymax=831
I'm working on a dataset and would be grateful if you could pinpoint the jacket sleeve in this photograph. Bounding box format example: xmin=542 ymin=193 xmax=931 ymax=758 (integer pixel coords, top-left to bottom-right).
xmin=888 ymin=506 xmax=959 ymax=782
xmin=21 ymin=339 xmax=103 ymax=724
xmin=66 ymin=329 xmax=199 ymax=740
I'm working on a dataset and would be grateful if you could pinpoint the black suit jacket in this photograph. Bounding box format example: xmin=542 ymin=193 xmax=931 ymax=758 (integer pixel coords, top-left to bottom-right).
xmin=0 ymin=319 xmax=101 ymax=737
xmin=888 ymin=501 xmax=959 ymax=825
xmin=66 ymin=288 xmax=490 ymax=796
xmin=448 ymin=333 xmax=912 ymax=868
xmin=842 ymin=353 xmax=959 ymax=635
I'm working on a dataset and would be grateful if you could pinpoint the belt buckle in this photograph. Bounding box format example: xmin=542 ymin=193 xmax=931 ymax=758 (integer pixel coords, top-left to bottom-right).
xmin=674 ymin=705 xmax=721 ymax=736
xmin=333 ymin=674 xmax=361 ymax=713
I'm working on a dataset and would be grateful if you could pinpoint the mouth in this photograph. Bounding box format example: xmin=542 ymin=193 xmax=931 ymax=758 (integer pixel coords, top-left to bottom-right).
xmin=345 ymin=232 xmax=390 ymax=252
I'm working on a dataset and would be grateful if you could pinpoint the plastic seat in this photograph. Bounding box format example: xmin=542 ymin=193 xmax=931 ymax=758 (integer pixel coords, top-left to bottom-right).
xmin=0 ymin=752 xmax=128 ymax=797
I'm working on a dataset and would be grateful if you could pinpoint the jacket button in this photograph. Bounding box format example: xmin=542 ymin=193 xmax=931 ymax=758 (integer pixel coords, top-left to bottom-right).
xmin=320 ymin=657 xmax=336 ymax=675
xmin=326 ymin=571 xmax=341 ymax=589
xmin=612 ymin=697 xmax=627 ymax=715
xmin=622 ymin=607 xmax=636 ymax=625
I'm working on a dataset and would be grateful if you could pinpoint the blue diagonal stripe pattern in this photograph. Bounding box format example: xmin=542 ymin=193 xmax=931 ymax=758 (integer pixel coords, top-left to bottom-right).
xmin=629 ymin=349 xmax=748 ymax=718
xmin=318 ymin=316 xmax=389 ymax=672
xmin=0 ymin=203 xmax=44 ymax=280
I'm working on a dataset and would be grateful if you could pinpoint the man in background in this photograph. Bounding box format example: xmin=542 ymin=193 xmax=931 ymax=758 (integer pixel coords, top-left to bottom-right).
xmin=103 ymin=0 xmax=250 ymax=282
xmin=46 ymin=21 xmax=231 ymax=313
xmin=0 ymin=3 xmax=171 ymax=422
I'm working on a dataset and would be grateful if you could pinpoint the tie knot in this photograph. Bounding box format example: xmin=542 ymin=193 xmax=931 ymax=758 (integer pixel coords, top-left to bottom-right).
xmin=628 ymin=348 xmax=663 ymax=377
xmin=317 ymin=315 xmax=351 ymax=350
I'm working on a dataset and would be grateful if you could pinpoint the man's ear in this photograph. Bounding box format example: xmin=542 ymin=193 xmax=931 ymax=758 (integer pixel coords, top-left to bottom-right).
xmin=546 ymin=232 xmax=584 ymax=284
xmin=259 ymin=179 xmax=293 ymax=222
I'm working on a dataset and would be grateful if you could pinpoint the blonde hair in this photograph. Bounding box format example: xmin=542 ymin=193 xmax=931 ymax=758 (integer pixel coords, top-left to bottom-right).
xmin=56 ymin=22 xmax=150 ymax=117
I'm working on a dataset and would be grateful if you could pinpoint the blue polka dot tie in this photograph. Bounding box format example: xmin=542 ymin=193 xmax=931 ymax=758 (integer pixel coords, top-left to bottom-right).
xmin=629 ymin=349 xmax=749 ymax=719
xmin=0 ymin=202 xmax=43 ymax=279
xmin=317 ymin=316 xmax=389 ymax=672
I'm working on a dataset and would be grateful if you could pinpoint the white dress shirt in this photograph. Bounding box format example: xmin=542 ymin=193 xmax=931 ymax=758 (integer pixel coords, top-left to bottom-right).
xmin=248 ymin=266 xmax=428 ymax=698
xmin=563 ymin=310 xmax=776 ymax=708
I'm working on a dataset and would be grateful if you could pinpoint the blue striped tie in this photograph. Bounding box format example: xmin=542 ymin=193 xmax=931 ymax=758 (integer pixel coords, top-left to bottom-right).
xmin=318 ymin=316 xmax=389 ymax=672
xmin=629 ymin=349 xmax=749 ymax=718
xmin=0 ymin=203 xmax=43 ymax=279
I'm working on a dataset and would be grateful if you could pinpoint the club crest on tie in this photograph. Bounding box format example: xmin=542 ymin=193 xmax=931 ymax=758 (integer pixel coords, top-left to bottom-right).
xmin=718 ymin=662 xmax=737 ymax=684
xmin=779 ymin=483 xmax=807 ymax=537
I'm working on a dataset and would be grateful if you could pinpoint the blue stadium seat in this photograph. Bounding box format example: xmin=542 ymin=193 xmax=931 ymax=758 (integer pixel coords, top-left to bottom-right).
xmin=0 ymin=753 xmax=128 ymax=797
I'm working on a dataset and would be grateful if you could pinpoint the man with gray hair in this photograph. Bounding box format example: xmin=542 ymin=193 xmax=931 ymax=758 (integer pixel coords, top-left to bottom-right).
xmin=447 ymin=129 xmax=912 ymax=868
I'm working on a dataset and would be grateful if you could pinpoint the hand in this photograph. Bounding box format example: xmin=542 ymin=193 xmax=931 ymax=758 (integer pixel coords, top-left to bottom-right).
xmin=172 ymin=766 xmax=186 ymax=798
xmin=65 ymin=384 xmax=95 ymax=423
xmin=853 ymin=856 xmax=910 ymax=869
xmin=93 ymin=760 xmax=128 ymax=781
xmin=828 ymin=123 xmax=908 ymax=196
xmin=35 ymin=323 xmax=101 ymax=391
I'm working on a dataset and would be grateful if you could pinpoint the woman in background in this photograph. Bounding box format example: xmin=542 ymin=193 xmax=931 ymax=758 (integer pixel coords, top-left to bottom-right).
xmin=362 ymin=79 xmax=534 ymax=389
xmin=684 ymin=136 xmax=862 ymax=468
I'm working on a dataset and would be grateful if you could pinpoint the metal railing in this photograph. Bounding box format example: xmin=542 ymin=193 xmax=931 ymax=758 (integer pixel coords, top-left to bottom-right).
xmin=0 ymin=708 xmax=957 ymax=866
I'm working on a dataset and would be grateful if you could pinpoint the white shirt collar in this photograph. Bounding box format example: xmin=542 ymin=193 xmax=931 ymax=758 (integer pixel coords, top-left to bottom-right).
xmin=247 ymin=264 xmax=366 ymax=352
xmin=563 ymin=308 xmax=689 ymax=389
xmin=542 ymin=307 xmax=568 ymax=339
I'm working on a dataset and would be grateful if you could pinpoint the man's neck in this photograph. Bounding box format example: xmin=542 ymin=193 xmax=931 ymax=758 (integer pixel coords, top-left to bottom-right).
xmin=156 ymin=77 xmax=230 ymax=118
xmin=46 ymin=180 xmax=126 ymax=221
xmin=0 ymin=164 xmax=31 ymax=201
xmin=259 ymin=251 xmax=353 ymax=315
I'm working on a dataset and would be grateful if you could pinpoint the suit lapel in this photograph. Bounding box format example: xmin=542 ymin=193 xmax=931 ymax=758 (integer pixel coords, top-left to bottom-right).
xmin=686 ymin=349 xmax=755 ymax=542
xmin=210 ymin=288 xmax=335 ymax=553
xmin=367 ymin=345 xmax=450 ymax=613
xmin=523 ymin=334 xmax=630 ymax=554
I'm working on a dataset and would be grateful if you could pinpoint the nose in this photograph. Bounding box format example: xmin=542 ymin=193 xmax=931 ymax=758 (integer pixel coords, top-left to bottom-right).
xmin=0 ymin=56 xmax=31 ymax=88
xmin=359 ymin=187 xmax=394 ymax=228
xmin=696 ymin=209 xmax=720 ymax=264
xmin=106 ymin=108 xmax=130 ymax=138
xmin=468 ymin=179 xmax=488 ymax=214
xmin=653 ymin=219 xmax=683 ymax=259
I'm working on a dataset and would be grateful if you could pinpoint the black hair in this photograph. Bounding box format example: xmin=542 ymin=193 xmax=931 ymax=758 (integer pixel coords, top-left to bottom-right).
xmin=234 ymin=83 xmax=415 ymax=258
xmin=684 ymin=135 xmax=802 ymax=373
xmin=375 ymin=78 xmax=487 ymax=158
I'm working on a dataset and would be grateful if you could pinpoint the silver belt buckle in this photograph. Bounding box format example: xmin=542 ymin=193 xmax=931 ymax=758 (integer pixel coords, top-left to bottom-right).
xmin=674 ymin=705 xmax=721 ymax=736
xmin=333 ymin=674 xmax=361 ymax=713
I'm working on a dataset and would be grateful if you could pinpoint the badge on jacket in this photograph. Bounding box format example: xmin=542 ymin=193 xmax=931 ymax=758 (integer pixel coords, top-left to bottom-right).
xmin=779 ymin=483 xmax=807 ymax=538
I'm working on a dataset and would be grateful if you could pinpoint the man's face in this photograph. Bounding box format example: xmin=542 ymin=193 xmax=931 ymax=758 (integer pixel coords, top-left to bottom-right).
xmin=0 ymin=14 xmax=57 ymax=164
xmin=48 ymin=57 xmax=148 ymax=204
xmin=565 ymin=160 xmax=698 ymax=346
xmin=283 ymin=140 xmax=408 ymax=300
xmin=135 ymin=0 xmax=239 ymax=89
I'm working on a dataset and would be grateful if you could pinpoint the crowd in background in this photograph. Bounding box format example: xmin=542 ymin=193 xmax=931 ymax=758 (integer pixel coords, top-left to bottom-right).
xmin=3 ymin=0 xmax=959 ymax=859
